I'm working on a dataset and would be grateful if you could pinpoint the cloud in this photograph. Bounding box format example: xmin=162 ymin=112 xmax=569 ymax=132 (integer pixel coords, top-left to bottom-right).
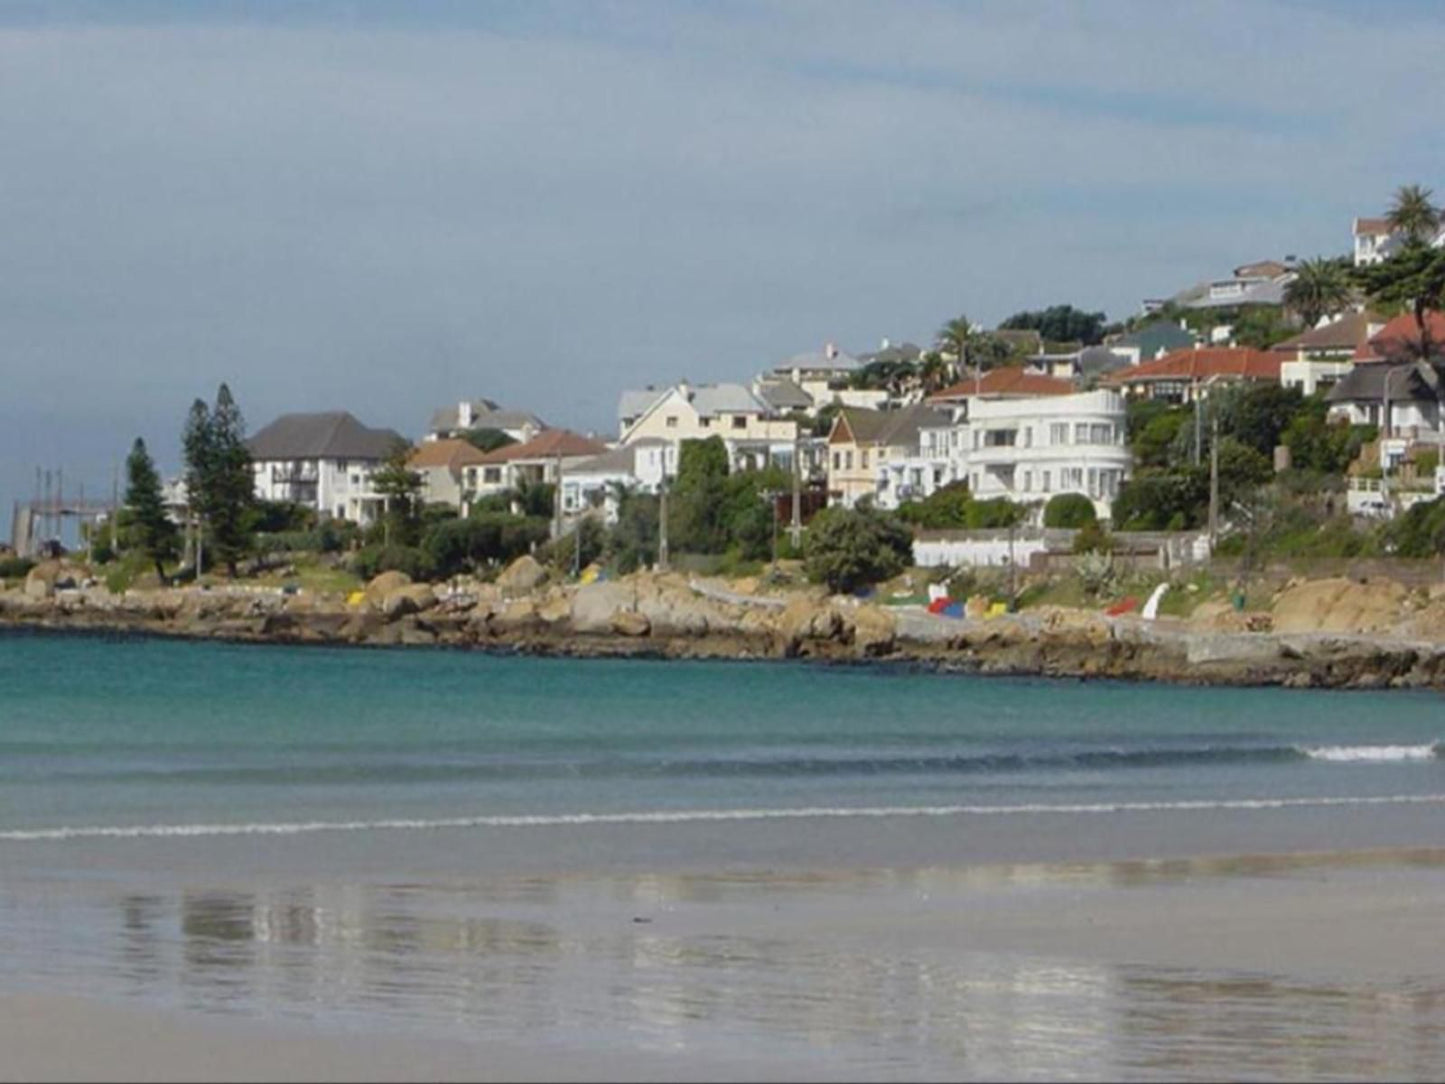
xmin=3 ymin=1 xmax=1445 ymax=536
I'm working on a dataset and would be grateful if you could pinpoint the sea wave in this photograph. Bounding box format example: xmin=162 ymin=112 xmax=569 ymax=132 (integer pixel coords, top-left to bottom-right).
xmin=1300 ymin=744 xmax=1442 ymax=763
xmin=6 ymin=792 xmax=1445 ymax=842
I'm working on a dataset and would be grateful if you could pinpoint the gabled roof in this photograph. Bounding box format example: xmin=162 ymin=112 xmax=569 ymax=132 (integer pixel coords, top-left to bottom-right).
xmin=1109 ymin=320 xmax=1197 ymax=358
xmin=830 ymin=402 xmax=950 ymax=449
xmin=477 ymin=429 xmax=609 ymax=464
xmin=1354 ymin=312 xmax=1445 ymax=361
xmin=1273 ymin=311 xmax=1381 ymax=354
xmin=775 ymin=346 xmax=863 ymax=372
xmin=1326 ymin=361 xmax=1439 ymax=404
xmin=247 ymin=412 xmax=404 ymax=462
xmin=427 ymin=400 xmax=544 ymax=434
xmin=1077 ymin=345 xmax=1131 ymax=377
xmin=619 ymin=387 xmax=667 ymax=422
xmin=1354 ymin=216 xmax=1392 ymax=236
xmin=928 ymin=367 xmax=1075 ymax=401
xmin=753 ymin=378 xmax=813 ymax=411
xmin=407 ymin=438 xmax=490 ymax=476
xmin=1102 ymin=347 xmax=1281 ymax=385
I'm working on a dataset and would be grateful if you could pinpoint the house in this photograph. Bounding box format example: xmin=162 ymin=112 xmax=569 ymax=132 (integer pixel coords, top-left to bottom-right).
xmin=559 ymin=439 xmax=675 ymax=523
xmin=1272 ymin=312 xmax=1385 ymax=395
xmin=1353 ymin=217 xmax=1397 ymax=267
xmin=927 ymin=367 xmax=1076 ymax=418
xmin=1325 ymin=363 xmax=1442 ymax=437
xmin=246 ymin=411 xmax=404 ymax=525
xmin=825 ymin=403 xmax=950 ymax=508
xmin=617 ymin=381 xmax=799 ymax=472
xmin=405 ymin=438 xmax=490 ymax=511
xmin=425 ymin=399 xmax=546 ymax=444
xmin=1352 ymin=311 xmax=1445 ymax=363
xmin=460 ymin=429 xmax=610 ymax=513
xmin=1102 ymin=347 xmax=1281 ymax=402
xmin=1146 ymin=260 xmax=1296 ymax=343
xmin=958 ymin=390 xmax=1130 ymax=519
xmin=1105 ymin=321 xmax=1197 ymax=367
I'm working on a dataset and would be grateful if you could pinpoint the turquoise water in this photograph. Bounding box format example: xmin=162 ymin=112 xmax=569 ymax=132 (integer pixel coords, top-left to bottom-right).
xmin=3 ymin=629 xmax=1445 ymax=840
xmin=6 ymin=631 xmax=1445 ymax=1079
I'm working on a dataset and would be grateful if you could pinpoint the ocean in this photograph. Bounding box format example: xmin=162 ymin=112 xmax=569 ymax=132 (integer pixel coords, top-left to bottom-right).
xmin=4 ymin=630 xmax=1445 ymax=1079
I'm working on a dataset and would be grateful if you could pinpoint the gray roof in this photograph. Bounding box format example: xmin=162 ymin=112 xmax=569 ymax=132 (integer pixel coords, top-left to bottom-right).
xmin=754 ymin=378 xmax=813 ymax=411
xmin=1077 ymin=345 xmax=1131 ymax=377
xmin=247 ymin=412 xmax=404 ymax=462
xmin=775 ymin=348 xmax=863 ymax=372
xmin=428 ymin=401 xmax=543 ymax=434
xmin=689 ymin=383 xmax=774 ymax=417
xmin=619 ymin=387 xmax=667 ymax=422
xmin=836 ymin=402 xmax=951 ymax=449
xmin=1326 ymin=362 xmax=1439 ymax=404
xmin=858 ymin=342 xmax=924 ymax=366
xmin=1179 ymin=276 xmax=1291 ymax=310
xmin=1110 ymin=320 xmax=1196 ymax=358
xmin=568 ymin=444 xmax=638 ymax=476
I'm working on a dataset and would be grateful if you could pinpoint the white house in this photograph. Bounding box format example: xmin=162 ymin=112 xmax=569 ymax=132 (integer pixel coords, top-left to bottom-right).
xmin=461 ymin=429 xmax=611 ymax=513
xmin=618 ymin=382 xmax=799 ymax=472
xmin=425 ymin=399 xmax=546 ymax=444
xmin=246 ymin=411 xmax=404 ymax=525
xmin=560 ymin=439 xmax=677 ymax=523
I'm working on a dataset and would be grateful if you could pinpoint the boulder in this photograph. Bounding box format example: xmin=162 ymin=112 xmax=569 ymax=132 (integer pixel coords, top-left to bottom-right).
xmin=611 ymin=610 xmax=651 ymax=637
xmin=365 ymin=570 xmax=411 ymax=609
xmin=571 ymin=581 xmax=637 ymax=634
xmin=23 ymin=563 xmax=60 ymax=600
xmin=636 ymin=589 xmax=714 ymax=637
xmin=381 ymin=583 xmax=437 ymax=620
xmin=1038 ymin=607 xmax=1113 ymax=647
xmin=850 ymin=605 xmax=897 ymax=656
xmin=497 ymin=555 xmax=547 ymax=595
xmin=778 ymin=599 xmax=844 ymax=645
xmin=490 ymin=598 xmax=541 ymax=635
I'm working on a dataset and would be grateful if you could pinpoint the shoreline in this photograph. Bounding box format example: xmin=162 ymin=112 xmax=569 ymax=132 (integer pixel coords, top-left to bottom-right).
xmin=5 ymin=578 xmax=1445 ymax=691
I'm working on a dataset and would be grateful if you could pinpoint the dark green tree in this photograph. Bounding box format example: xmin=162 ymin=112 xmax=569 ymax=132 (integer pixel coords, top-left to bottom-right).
xmin=124 ymin=437 xmax=179 ymax=582
xmin=181 ymin=397 xmax=212 ymax=570
xmin=1283 ymin=256 xmax=1353 ymax=328
xmin=668 ymin=437 xmax=732 ymax=553
xmin=205 ymin=384 xmax=254 ymax=576
xmin=803 ymin=505 xmax=914 ymax=594
xmin=461 ymin=427 xmax=517 ymax=454
xmin=1356 ymin=239 xmax=1445 ymax=361
xmin=1043 ymin=493 xmax=1097 ymax=528
xmin=1000 ymin=304 xmax=1109 ymax=346
xmin=372 ymin=439 xmax=424 ymax=547
xmin=1388 ymin=183 xmax=1440 ymax=243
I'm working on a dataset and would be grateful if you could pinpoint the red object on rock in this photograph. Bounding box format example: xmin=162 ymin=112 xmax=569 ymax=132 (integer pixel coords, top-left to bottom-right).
xmin=1105 ymin=596 xmax=1139 ymax=617
xmin=927 ymin=597 xmax=954 ymax=615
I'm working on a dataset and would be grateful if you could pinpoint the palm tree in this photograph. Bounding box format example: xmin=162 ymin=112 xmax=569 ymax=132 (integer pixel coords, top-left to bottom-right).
xmin=918 ymin=351 xmax=950 ymax=394
xmin=1283 ymin=256 xmax=1353 ymax=328
xmin=1388 ymin=184 xmax=1440 ymax=243
xmin=935 ymin=316 xmax=973 ymax=378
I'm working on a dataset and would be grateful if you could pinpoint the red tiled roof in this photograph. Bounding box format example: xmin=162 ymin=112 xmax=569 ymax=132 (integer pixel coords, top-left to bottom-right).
xmin=1354 ymin=216 xmax=1391 ymax=236
xmin=1102 ymin=347 xmax=1281 ymax=385
xmin=928 ymin=367 xmax=1074 ymax=401
xmin=477 ymin=429 xmax=610 ymax=463
xmin=406 ymin=438 xmax=489 ymax=470
xmin=1353 ymin=311 xmax=1445 ymax=361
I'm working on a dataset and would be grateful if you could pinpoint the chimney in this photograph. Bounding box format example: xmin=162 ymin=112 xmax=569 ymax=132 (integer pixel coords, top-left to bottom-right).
xmin=880 ymin=337 xmax=891 ymax=350
xmin=678 ymin=379 xmax=692 ymax=401
xmin=458 ymin=399 xmax=473 ymax=429
xmin=825 ymin=342 xmax=838 ymax=360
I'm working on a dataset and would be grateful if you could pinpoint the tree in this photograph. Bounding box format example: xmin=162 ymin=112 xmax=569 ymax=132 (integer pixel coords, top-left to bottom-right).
xmin=1214 ymin=383 xmax=1305 ymax=457
xmin=372 ymin=439 xmax=424 ymax=547
xmin=1229 ymin=306 xmax=1295 ymax=349
xmin=935 ymin=315 xmax=973 ymax=375
xmin=668 ymin=437 xmax=731 ymax=553
xmin=206 ymin=384 xmax=255 ymax=576
xmin=1356 ymin=239 xmax=1445 ymax=362
xmin=461 ymin=427 xmax=517 ymax=454
xmin=123 ymin=437 xmax=179 ymax=582
xmin=918 ymin=351 xmax=950 ymax=394
xmin=1388 ymin=183 xmax=1440 ymax=243
xmin=1043 ymin=493 xmax=1097 ymax=529
xmin=1284 ymin=256 xmax=1353 ymax=328
xmin=181 ymin=384 xmax=254 ymax=578
xmin=803 ymin=505 xmax=913 ymax=594
xmin=1000 ymin=304 xmax=1109 ymax=346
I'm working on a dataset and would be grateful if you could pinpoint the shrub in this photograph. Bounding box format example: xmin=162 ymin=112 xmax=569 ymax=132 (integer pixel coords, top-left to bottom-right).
xmin=420 ymin=514 xmax=550 ymax=578
xmin=803 ymin=505 xmax=913 ymax=594
xmin=1071 ymin=521 xmax=1111 ymax=554
xmin=351 ymin=545 xmax=436 ymax=582
xmin=0 ymin=556 xmax=35 ymax=580
xmin=1044 ymin=493 xmax=1097 ymax=529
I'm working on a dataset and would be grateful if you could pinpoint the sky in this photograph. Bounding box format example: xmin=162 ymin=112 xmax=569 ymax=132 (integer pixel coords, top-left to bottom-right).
xmin=5 ymin=0 xmax=1445 ymax=538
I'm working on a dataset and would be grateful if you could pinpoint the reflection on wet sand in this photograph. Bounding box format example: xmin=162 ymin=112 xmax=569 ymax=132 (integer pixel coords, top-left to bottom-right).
xmin=7 ymin=855 xmax=1415 ymax=1080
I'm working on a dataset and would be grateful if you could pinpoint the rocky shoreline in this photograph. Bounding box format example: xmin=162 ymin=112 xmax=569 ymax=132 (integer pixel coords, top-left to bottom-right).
xmin=6 ymin=559 xmax=1445 ymax=691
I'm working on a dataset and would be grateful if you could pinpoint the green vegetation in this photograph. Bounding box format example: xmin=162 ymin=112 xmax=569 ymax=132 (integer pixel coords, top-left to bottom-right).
xmin=896 ymin=482 xmax=1028 ymax=530
xmin=460 ymin=427 xmax=516 ymax=453
xmin=182 ymin=384 xmax=255 ymax=577
xmin=1043 ymin=493 xmax=1096 ymax=529
xmin=123 ymin=437 xmax=179 ymax=583
xmin=1000 ymin=304 xmax=1107 ymax=346
xmin=1283 ymin=256 xmax=1353 ymax=328
xmin=803 ymin=504 xmax=913 ymax=594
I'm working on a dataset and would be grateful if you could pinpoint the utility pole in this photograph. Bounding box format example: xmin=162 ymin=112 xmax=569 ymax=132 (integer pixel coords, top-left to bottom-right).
xmin=658 ymin=475 xmax=669 ymax=571
xmin=790 ymin=432 xmax=802 ymax=549
xmin=110 ymin=463 xmax=119 ymax=552
xmin=1209 ymin=409 xmax=1220 ymax=552
xmin=553 ymin=451 xmax=564 ymax=541
xmin=1193 ymin=380 xmax=1202 ymax=466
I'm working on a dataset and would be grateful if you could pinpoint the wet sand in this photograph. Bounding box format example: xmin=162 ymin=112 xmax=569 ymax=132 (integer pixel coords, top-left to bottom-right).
xmin=5 ymin=849 xmax=1445 ymax=1081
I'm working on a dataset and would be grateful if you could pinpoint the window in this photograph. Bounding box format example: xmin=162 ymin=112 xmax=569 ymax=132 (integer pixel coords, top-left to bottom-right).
xmin=1022 ymin=470 xmax=1032 ymax=493
xmin=1088 ymin=468 xmax=1099 ymax=496
xmin=845 ymin=451 xmax=854 ymax=470
xmin=1023 ymin=427 xmax=1032 ymax=448
xmin=1050 ymin=423 xmax=1069 ymax=445
xmin=666 ymin=415 xmax=678 ymax=429
xmin=732 ymin=415 xmax=747 ymax=429
xmin=700 ymin=417 xmax=711 ymax=428
xmin=335 ymin=505 xmax=344 ymax=519
xmin=1090 ymin=424 xmax=1111 ymax=444
xmin=861 ymin=450 xmax=870 ymax=469
xmin=1041 ymin=470 xmax=1051 ymax=492
xmin=484 ymin=467 xmax=502 ymax=484
xmin=832 ymin=451 xmax=841 ymax=470
xmin=1074 ymin=423 xmax=1089 ymax=443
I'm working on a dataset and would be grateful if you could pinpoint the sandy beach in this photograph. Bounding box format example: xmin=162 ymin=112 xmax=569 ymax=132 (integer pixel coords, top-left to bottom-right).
xmin=5 ymin=848 xmax=1445 ymax=1082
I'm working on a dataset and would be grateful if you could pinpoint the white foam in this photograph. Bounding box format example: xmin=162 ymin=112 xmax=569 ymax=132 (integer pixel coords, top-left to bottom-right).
xmin=1302 ymin=744 xmax=1440 ymax=763
xmin=5 ymin=792 xmax=1445 ymax=843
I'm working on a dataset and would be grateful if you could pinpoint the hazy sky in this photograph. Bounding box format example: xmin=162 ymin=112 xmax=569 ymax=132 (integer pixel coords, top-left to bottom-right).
xmin=5 ymin=0 xmax=1445 ymax=536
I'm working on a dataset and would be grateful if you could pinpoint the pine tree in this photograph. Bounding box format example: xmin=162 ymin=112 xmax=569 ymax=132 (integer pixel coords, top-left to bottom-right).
xmin=124 ymin=437 xmax=179 ymax=582
xmin=207 ymin=384 xmax=255 ymax=577
xmin=182 ymin=398 xmax=212 ymax=574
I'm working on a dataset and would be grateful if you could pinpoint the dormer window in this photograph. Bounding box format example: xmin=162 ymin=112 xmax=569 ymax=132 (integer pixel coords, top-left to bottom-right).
xmin=732 ymin=415 xmax=747 ymax=429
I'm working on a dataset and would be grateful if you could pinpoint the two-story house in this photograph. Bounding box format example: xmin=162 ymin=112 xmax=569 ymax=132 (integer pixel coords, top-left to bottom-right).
xmin=247 ymin=411 xmax=405 ymax=524
xmin=1102 ymin=347 xmax=1282 ymax=403
xmin=406 ymin=438 xmax=490 ymax=511
xmin=618 ymin=382 xmax=799 ymax=472
xmin=1271 ymin=311 xmax=1385 ymax=395
xmin=460 ymin=429 xmax=610 ymax=514
xmin=825 ymin=402 xmax=950 ymax=508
